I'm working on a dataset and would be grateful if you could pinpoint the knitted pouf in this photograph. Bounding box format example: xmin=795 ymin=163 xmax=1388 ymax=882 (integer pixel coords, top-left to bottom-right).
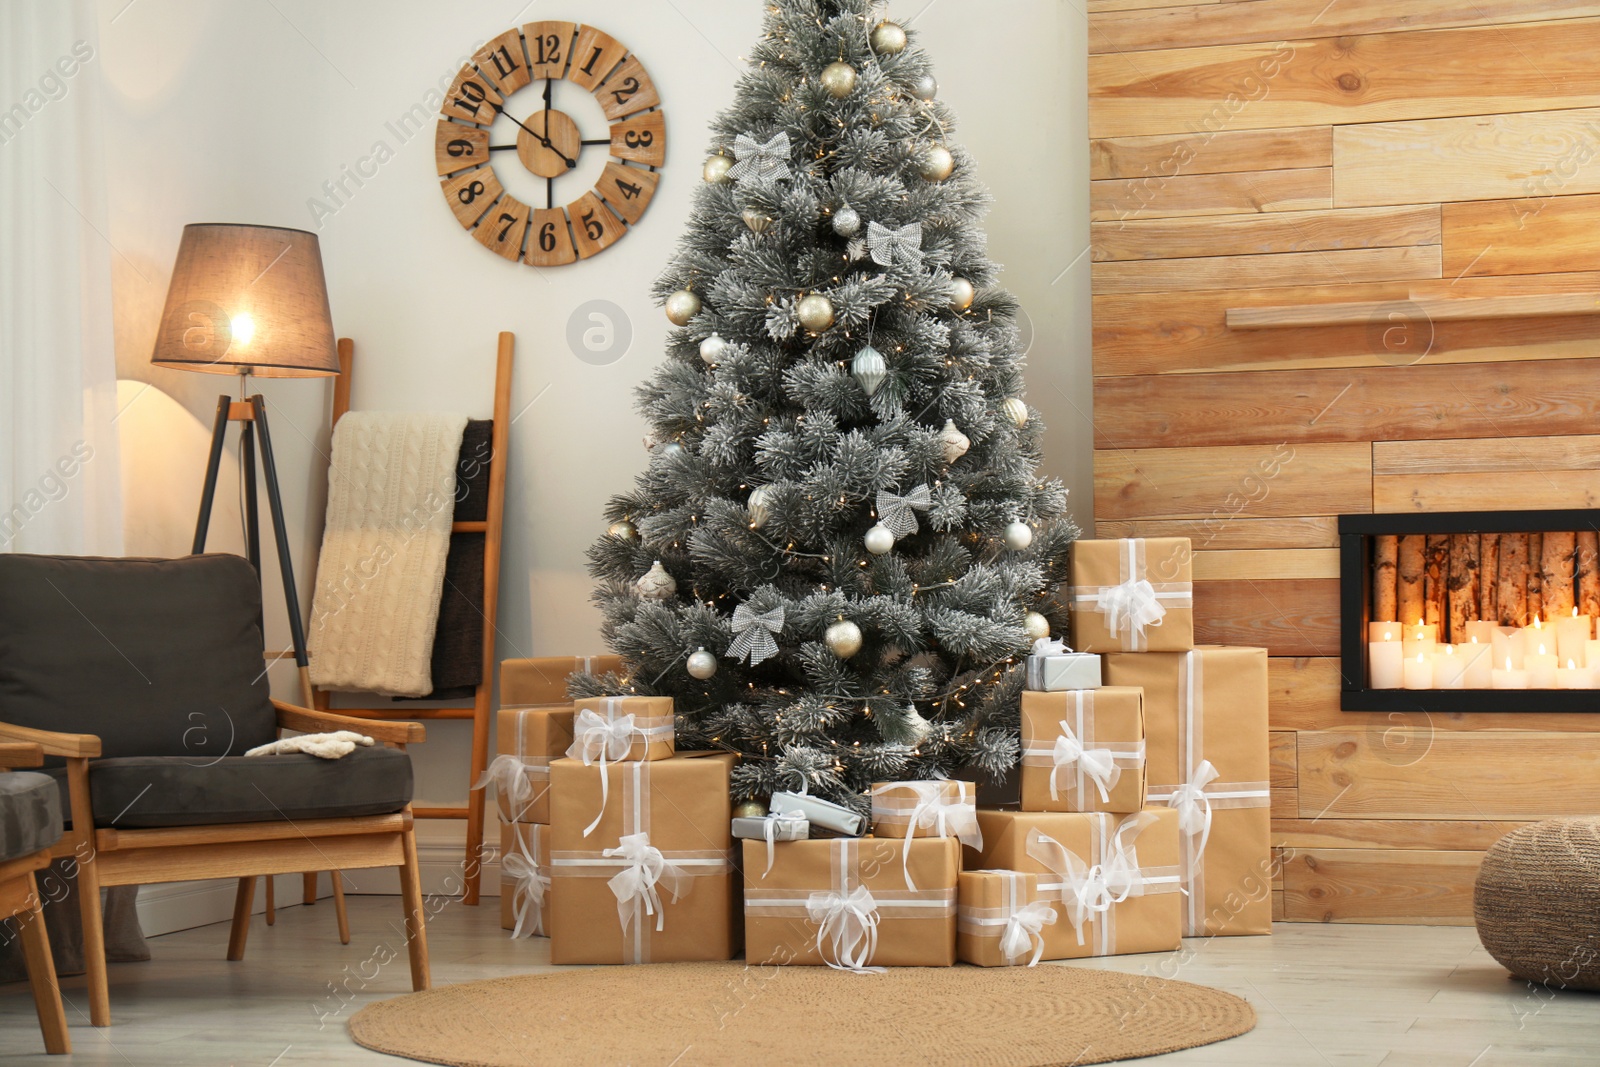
xmin=1474 ymin=817 xmax=1600 ymax=990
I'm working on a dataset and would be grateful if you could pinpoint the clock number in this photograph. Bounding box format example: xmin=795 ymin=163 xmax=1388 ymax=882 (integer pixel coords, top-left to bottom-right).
xmin=623 ymin=130 xmax=653 ymax=149
xmin=581 ymin=209 xmax=605 ymax=241
xmin=614 ymin=177 xmax=643 ymax=200
xmin=535 ymin=33 xmax=563 ymax=66
xmin=447 ymin=138 xmax=476 ymax=158
xmin=579 ymin=45 xmax=604 ymax=76
xmin=459 ymin=180 xmax=486 ymax=205
xmin=454 ymin=80 xmax=488 ymax=114
xmin=495 ymin=212 xmax=519 ymax=241
xmin=487 ymin=45 xmax=518 ymax=79
xmin=610 ymin=77 xmax=640 ymax=106
xmin=538 ymin=222 xmax=558 ymax=252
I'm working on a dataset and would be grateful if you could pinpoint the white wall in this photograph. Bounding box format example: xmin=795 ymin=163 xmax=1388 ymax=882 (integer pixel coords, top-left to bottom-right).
xmin=96 ymin=0 xmax=1091 ymax=871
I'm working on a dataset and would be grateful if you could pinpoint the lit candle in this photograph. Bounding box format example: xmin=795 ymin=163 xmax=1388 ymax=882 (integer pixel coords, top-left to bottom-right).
xmin=1461 ymin=638 xmax=1494 ymax=688
xmin=1402 ymin=623 xmax=1438 ymax=660
xmin=1492 ymin=656 xmax=1529 ymax=690
xmin=1368 ymin=621 xmax=1401 ymax=643
xmin=1402 ymin=650 xmax=1433 ymax=690
xmin=1463 ymin=620 xmax=1500 ymax=647
xmin=1556 ymin=607 xmax=1594 ymax=665
xmin=1556 ymin=658 xmax=1596 ymax=689
xmin=1494 ymin=627 xmax=1527 ymax=670
xmin=1368 ymin=640 xmax=1405 ymax=689
xmin=1587 ymin=639 xmax=1600 ymax=669
xmin=1525 ymin=641 xmax=1559 ymax=688
xmin=1431 ymin=644 xmax=1467 ymax=688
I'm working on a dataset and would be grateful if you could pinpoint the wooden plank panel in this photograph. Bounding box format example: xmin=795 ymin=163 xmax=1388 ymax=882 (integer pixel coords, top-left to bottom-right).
xmin=1092 ymin=359 xmax=1600 ymax=449
xmin=1093 ymin=273 xmax=1600 ymax=377
xmin=1090 ymin=0 xmax=1600 ymax=55
xmin=1270 ymin=730 xmax=1297 ymax=791
xmin=1089 ymin=126 xmax=1332 ymax=181
xmin=1226 ymin=292 xmax=1600 ymax=329
xmin=1194 ymin=548 xmax=1339 ymax=580
xmin=1334 ymin=107 xmax=1600 ymax=207
xmin=1092 ymin=205 xmax=1439 ymax=261
xmin=1443 ymin=193 xmax=1600 ymax=277
xmin=1374 ymin=434 xmax=1600 ymax=475
xmin=1272 ymin=818 xmax=1526 ymax=852
xmin=1298 ymin=729 xmax=1600 ymax=818
xmin=1282 ymin=848 xmax=1480 ymax=925
xmin=1089 ymin=0 xmax=1217 ymax=11
xmin=1375 ymin=470 xmax=1600 ymax=512
xmin=1090 ymin=23 xmax=1600 ymax=139
xmin=1091 ymin=168 xmax=1330 ymax=222
xmin=1193 ymin=578 xmax=1341 ymax=656
xmin=1272 ymin=785 xmax=1299 ymax=819
xmin=1093 ymin=443 xmax=1372 ymax=520
xmin=1096 ymin=516 xmax=1339 ymax=549
xmin=1272 ymin=888 xmax=1284 ymax=921
xmin=1092 ymin=245 xmax=1440 ymax=295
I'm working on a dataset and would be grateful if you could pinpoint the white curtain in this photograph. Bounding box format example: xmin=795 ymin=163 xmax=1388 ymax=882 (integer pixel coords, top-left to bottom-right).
xmin=0 ymin=0 xmax=121 ymax=555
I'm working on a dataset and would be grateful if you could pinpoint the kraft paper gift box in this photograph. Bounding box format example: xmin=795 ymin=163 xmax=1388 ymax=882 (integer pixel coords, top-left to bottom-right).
xmin=499 ymin=821 xmax=550 ymax=937
xmin=1103 ymin=646 xmax=1272 ymax=937
xmin=569 ymin=695 xmax=675 ymax=764
xmin=958 ymin=870 xmax=1058 ymax=967
xmin=501 ymin=654 xmax=625 ymax=705
xmin=484 ymin=704 xmax=573 ymax=824
xmin=869 ymin=779 xmax=981 ymax=890
xmin=744 ymin=836 xmax=959 ymax=971
xmin=1020 ymin=687 xmax=1146 ymax=814
xmin=969 ymin=808 xmax=1183 ymax=960
xmin=1025 ymin=638 xmax=1102 ymax=691
xmin=1069 ymin=538 xmax=1194 ymax=653
xmin=548 ymin=752 xmax=740 ymax=965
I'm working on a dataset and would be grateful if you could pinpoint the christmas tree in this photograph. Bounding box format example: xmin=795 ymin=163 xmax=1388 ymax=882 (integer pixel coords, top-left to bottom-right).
xmin=583 ymin=0 xmax=1076 ymax=812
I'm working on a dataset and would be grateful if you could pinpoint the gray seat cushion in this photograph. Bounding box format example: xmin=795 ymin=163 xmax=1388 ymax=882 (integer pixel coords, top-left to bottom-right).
xmin=44 ymin=745 xmax=413 ymax=829
xmin=0 ymin=771 xmax=62 ymax=862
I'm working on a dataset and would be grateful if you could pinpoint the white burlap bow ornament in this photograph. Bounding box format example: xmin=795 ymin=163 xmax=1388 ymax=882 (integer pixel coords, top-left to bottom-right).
xmin=1032 ymin=637 xmax=1072 ymax=656
xmin=875 ymin=484 xmax=932 ymax=539
xmin=501 ymin=843 xmax=549 ymax=939
xmin=885 ymin=780 xmax=982 ymax=891
xmin=1026 ymin=828 xmax=1117 ymax=946
xmin=1049 ymin=721 xmax=1121 ymax=805
xmin=1168 ymin=758 xmax=1218 ymax=860
xmin=806 ymin=885 xmax=884 ymax=973
xmin=999 ymin=899 xmax=1059 ymax=967
xmin=727 ymin=132 xmax=792 ymax=183
xmin=758 ymin=810 xmax=809 ymax=878
xmin=727 ymin=602 xmax=785 ymax=666
xmin=568 ymin=706 xmax=642 ymax=837
xmin=1096 ymin=577 xmax=1167 ymax=643
xmin=605 ymin=832 xmax=691 ymax=935
xmin=866 ymin=220 xmax=924 ymax=269
xmin=475 ymin=753 xmax=535 ymax=815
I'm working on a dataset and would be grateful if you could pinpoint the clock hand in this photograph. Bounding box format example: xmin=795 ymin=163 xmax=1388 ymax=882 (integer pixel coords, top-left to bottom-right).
xmin=491 ymin=102 xmax=579 ymax=169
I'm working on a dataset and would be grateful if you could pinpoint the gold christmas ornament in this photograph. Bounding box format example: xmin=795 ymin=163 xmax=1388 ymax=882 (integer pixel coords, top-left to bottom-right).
xmin=1004 ymin=521 xmax=1035 ymax=551
xmin=871 ymin=20 xmax=908 ymax=55
xmin=796 ymin=293 xmax=835 ymax=332
xmin=825 ymin=618 xmax=864 ymax=659
xmin=607 ymin=519 xmax=639 ymax=542
xmin=665 ymin=289 xmax=702 ymax=326
xmin=742 ymin=207 xmax=774 ymax=234
xmin=733 ymin=799 xmax=767 ymax=819
xmin=948 ymin=277 xmax=975 ymax=312
xmin=939 ymin=419 xmax=970 ymax=464
xmin=703 ymin=154 xmax=734 ymax=183
xmin=820 ymin=61 xmax=858 ymax=98
xmin=635 ymin=560 xmax=677 ymax=601
xmin=746 ymin=484 xmax=777 ymax=529
xmin=1003 ymin=397 xmax=1028 ymax=428
xmin=700 ymin=333 xmax=728 ymax=365
xmin=687 ymin=646 xmax=718 ymax=680
xmin=1024 ymin=610 xmax=1051 ymax=641
xmin=920 ymin=144 xmax=955 ymax=182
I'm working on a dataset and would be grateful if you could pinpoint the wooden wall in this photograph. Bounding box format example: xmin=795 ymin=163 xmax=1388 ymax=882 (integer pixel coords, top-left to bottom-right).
xmin=1087 ymin=1 xmax=1600 ymax=924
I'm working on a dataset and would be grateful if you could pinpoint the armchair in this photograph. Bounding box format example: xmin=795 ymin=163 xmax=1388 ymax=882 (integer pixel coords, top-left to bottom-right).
xmin=0 ymin=740 xmax=69 ymax=1053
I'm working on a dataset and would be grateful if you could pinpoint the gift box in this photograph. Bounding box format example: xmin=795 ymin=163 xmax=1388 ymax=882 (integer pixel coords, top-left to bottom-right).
xmin=1104 ymin=646 xmax=1272 ymax=937
xmin=1068 ymin=538 xmax=1193 ymax=653
xmin=501 ymin=654 xmax=625 ymax=705
xmin=869 ymin=780 xmax=980 ymax=889
xmin=484 ymin=704 xmax=574 ymax=824
xmin=548 ymin=752 xmax=740 ymax=964
xmin=958 ymin=870 xmax=1057 ymax=967
xmin=744 ymin=836 xmax=958 ymax=971
xmin=499 ymin=821 xmax=549 ymax=937
xmin=733 ymin=812 xmax=809 ymax=879
xmin=970 ymin=808 xmax=1183 ymax=959
xmin=1020 ymin=687 xmax=1146 ymax=814
xmin=568 ymin=695 xmax=675 ymax=764
xmin=769 ymin=790 xmax=865 ymax=837
xmin=1025 ymin=638 xmax=1102 ymax=691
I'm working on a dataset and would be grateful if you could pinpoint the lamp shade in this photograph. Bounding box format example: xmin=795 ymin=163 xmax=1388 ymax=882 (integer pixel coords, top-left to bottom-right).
xmin=150 ymin=223 xmax=338 ymax=377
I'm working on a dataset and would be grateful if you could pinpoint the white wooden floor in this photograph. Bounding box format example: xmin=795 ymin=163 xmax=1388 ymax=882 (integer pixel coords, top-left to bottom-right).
xmin=0 ymin=897 xmax=1595 ymax=1065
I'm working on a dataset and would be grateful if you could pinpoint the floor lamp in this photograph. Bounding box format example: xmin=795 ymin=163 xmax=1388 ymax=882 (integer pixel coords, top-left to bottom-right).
xmin=150 ymin=223 xmax=339 ymax=707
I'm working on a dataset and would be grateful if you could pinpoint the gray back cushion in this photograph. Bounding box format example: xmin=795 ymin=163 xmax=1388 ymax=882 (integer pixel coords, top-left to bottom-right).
xmin=0 ymin=554 xmax=278 ymax=760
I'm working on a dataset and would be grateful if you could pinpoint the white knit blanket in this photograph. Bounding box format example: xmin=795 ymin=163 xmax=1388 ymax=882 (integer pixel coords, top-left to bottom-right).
xmin=308 ymin=411 xmax=468 ymax=697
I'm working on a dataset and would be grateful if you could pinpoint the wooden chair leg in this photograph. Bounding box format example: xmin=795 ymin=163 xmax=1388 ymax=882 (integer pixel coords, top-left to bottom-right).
xmin=332 ymin=873 xmax=350 ymax=945
xmin=19 ymin=872 xmax=70 ymax=1054
xmin=398 ymin=832 xmax=430 ymax=991
xmin=264 ymin=874 xmax=275 ymax=925
xmin=74 ymin=847 xmax=110 ymax=1028
xmin=302 ymin=871 xmax=318 ymax=905
xmin=227 ymin=876 xmax=255 ymax=962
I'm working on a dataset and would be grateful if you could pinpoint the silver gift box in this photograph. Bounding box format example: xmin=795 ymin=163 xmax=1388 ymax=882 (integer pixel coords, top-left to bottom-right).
xmin=1026 ymin=651 xmax=1103 ymax=691
xmin=768 ymin=791 xmax=866 ymax=836
xmin=732 ymin=815 xmax=809 ymax=841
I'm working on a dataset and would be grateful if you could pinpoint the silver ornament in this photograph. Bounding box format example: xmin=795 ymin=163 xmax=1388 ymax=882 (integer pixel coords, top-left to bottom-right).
xmin=700 ymin=333 xmax=728 ymax=365
xmin=820 ymin=61 xmax=858 ymax=98
xmin=832 ymin=204 xmax=861 ymax=237
xmin=663 ymin=442 xmax=685 ymax=456
xmin=703 ymin=154 xmax=733 ymax=184
xmin=607 ymin=519 xmax=639 ymax=542
xmin=864 ymin=523 xmax=894 ymax=556
xmin=733 ymin=799 xmax=766 ymax=819
xmin=948 ymin=277 xmax=975 ymax=312
xmin=921 ymin=144 xmax=954 ymax=182
xmin=635 ymin=560 xmax=677 ymax=601
xmin=742 ymin=207 xmax=774 ymax=234
xmin=796 ymin=293 xmax=835 ymax=332
xmin=746 ymin=484 xmax=776 ymax=529
xmin=665 ymin=290 xmax=702 ymax=326
xmin=851 ymin=345 xmax=887 ymax=397
xmin=1004 ymin=521 xmax=1034 ymax=551
xmin=871 ymin=20 xmax=908 ymax=55
xmin=939 ymin=419 xmax=970 ymax=464
xmin=1023 ymin=611 xmax=1050 ymax=641
xmin=1003 ymin=397 xmax=1028 ymax=428
xmin=687 ymin=646 xmax=718 ymax=680
xmin=825 ymin=618 xmax=863 ymax=659
xmin=911 ymin=74 xmax=938 ymax=101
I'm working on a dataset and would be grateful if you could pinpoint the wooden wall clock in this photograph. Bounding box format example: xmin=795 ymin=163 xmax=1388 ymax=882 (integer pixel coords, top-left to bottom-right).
xmin=434 ymin=23 xmax=665 ymax=266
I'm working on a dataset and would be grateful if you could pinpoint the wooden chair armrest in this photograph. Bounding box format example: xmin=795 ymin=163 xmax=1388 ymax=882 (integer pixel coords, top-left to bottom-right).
xmin=0 ymin=721 xmax=102 ymax=758
xmin=272 ymin=700 xmax=426 ymax=744
xmin=0 ymin=742 xmax=44 ymax=768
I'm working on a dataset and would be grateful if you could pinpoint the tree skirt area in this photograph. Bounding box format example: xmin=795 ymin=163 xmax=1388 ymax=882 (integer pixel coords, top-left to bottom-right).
xmin=349 ymin=961 xmax=1255 ymax=1066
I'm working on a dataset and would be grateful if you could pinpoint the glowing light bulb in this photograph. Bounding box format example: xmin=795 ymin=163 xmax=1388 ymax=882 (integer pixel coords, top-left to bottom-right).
xmin=231 ymin=313 xmax=255 ymax=346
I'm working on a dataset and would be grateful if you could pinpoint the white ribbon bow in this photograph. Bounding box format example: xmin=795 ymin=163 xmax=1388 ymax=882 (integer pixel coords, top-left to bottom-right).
xmin=727 ymin=602 xmax=785 ymax=666
xmin=1168 ymin=759 xmax=1218 ymax=861
xmin=501 ymin=844 xmax=549 ymax=939
xmin=604 ymin=832 xmax=690 ymax=935
xmin=1026 ymin=829 xmax=1115 ymax=946
xmin=475 ymin=753 xmax=534 ymax=814
xmin=891 ymin=781 xmax=981 ymax=891
xmin=1049 ymin=721 xmax=1121 ymax=804
xmin=1100 ymin=814 xmax=1150 ymax=905
xmin=1031 ymin=637 xmax=1071 ymax=656
xmin=568 ymin=705 xmax=641 ymax=837
xmin=866 ymin=220 xmax=924 ymax=269
xmin=1097 ymin=578 xmax=1167 ymax=642
xmin=875 ymin=484 xmax=933 ymax=539
xmin=727 ymin=132 xmax=792 ymax=183
xmin=999 ymin=900 xmax=1058 ymax=967
xmin=806 ymin=885 xmax=884 ymax=973
xmin=760 ymin=810 xmax=809 ymax=879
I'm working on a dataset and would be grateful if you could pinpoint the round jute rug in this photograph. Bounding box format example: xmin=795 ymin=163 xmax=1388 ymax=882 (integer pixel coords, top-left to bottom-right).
xmin=348 ymin=962 xmax=1255 ymax=1066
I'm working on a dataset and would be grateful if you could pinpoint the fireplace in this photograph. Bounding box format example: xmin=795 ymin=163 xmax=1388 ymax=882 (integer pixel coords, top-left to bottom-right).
xmin=1340 ymin=510 xmax=1600 ymax=712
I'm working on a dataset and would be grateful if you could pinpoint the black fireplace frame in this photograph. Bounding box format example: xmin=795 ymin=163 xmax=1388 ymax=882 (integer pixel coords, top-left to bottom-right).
xmin=1340 ymin=510 xmax=1600 ymax=712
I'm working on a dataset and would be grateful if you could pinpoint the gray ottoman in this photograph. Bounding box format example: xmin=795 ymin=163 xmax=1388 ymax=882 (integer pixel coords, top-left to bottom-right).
xmin=1474 ymin=817 xmax=1600 ymax=990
